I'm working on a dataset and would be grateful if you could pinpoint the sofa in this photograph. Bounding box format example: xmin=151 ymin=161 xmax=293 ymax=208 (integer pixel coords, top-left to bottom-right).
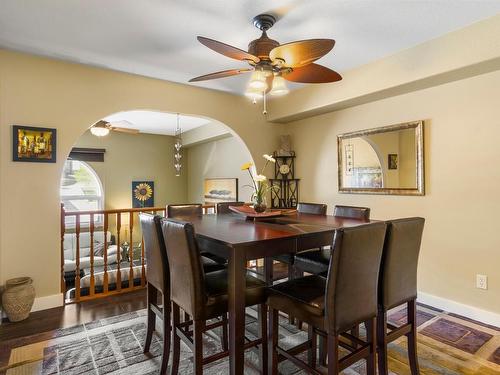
xmin=63 ymin=231 xmax=118 ymax=274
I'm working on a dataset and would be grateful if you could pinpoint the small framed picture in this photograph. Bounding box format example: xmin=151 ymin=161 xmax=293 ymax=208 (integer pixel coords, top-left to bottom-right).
xmin=13 ymin=125 xmax=57 ymax=163
xmin=204 ymin=178 xmax=238 ymax=204
xmin=388 ymin=154 xmax=398 ymax=170
xmin=132 ymin=181 xmax=155 ymax=208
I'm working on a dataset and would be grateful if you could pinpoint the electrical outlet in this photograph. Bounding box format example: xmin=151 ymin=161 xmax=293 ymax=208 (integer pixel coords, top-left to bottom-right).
xmin=476 ymin=274 xmax=488 ymax=290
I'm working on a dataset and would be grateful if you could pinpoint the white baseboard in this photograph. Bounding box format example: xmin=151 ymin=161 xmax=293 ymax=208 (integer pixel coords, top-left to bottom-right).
xmin=418 ymin=291 xmax=500 ymax=328
xmin=32 ymin=293 xmax=64 ymax=312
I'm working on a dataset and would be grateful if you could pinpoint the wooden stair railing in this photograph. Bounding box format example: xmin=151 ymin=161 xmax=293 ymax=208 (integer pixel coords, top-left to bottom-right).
xmin=61 ymin=204 xmax=215 ymax=303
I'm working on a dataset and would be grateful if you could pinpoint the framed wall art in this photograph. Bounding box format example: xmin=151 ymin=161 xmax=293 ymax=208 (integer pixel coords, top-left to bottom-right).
xmin=13 ymin=125 xmax=57 ymax=163
xmin=132 ymin=181 xmax=154 ymax=208
xmin=204 ymin=178 xmax=238 ymax=204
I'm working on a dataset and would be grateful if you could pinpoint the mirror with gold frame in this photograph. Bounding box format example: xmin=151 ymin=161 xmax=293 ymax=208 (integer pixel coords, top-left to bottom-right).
xmin=337 ymin=121 xmax=424 ymax=195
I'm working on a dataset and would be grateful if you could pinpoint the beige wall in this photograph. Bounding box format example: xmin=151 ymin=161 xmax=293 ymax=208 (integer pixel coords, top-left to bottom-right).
xmin=286 ymin=70 xmax=500 ymax=315
xmin=74 ymin=130 xmax=187 ymax=209
xmin=0 ymin=49 xmax=279 ymax=300
xmin=186 ymin=136 xmax=254 ymax=204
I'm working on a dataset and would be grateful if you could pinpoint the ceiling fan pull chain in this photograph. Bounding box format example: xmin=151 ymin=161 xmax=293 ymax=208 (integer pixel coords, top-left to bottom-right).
xmin=263 ymin=90 xmax=268 ymax=115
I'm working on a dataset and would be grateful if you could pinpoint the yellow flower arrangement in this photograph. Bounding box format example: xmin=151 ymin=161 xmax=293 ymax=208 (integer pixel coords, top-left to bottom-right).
xmin=241 ymin=154 xmax=277 ymax=212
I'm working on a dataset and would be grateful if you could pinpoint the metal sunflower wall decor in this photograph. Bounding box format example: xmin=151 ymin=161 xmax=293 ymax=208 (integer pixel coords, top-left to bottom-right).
xmin=132 ymin=181 xmax=154 ymax=208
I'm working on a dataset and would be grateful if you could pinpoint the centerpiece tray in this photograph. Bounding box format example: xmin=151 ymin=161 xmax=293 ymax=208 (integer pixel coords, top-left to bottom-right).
xmin=229 ymin=205 xmax=296 ymax=219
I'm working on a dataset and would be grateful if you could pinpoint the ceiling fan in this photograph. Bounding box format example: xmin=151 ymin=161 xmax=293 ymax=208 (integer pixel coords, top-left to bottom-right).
xmin=90 ymin=120 xmax=140 ymax=137
xmin=189 ymin=14 xmax=342 ymax=99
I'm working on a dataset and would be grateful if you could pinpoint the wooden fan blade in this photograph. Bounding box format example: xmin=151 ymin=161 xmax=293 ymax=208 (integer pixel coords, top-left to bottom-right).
xmin=284 ymin=64 xmax=342 ymax=83
xmin=270 ymin=39 xmax=335 ymax=68
xmin=111 ymin=127 xmax=140 ymax=134
xmin=197 ymin=36 xmax=259 ymax=63
xmin=189 ymin=68 xmax=252 ymax=82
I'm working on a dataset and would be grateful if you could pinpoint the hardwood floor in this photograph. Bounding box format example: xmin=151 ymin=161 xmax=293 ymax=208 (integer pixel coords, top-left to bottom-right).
xmin=0 ymin=262 xmax=290 ymax=343
xmin=0 ymin=289 xmax=147 ymax=342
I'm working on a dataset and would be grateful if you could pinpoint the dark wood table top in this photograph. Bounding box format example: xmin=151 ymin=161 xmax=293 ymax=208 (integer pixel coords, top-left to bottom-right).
xmin=186 ymin=212 xmax=373 ymax=246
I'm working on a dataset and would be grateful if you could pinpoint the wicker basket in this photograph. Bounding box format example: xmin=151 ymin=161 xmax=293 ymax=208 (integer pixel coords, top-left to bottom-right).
xmin=2 ymin=277 xmax=35 ymax=322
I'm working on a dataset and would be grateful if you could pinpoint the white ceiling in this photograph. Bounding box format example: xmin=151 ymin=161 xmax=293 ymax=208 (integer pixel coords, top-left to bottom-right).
xmin=103 ymin=111 xmax=212 ymax=136
xmin=1 ymin=1 xmax=500 ymax=94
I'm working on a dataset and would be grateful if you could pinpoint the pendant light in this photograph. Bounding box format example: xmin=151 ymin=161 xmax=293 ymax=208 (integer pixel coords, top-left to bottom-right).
xmin=174 ymin=113 xmax=182 ymax=176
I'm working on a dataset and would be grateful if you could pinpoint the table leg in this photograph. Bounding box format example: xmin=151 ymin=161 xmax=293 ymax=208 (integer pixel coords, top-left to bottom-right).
xmin=228 ymin=247 xmax=246 ymax=375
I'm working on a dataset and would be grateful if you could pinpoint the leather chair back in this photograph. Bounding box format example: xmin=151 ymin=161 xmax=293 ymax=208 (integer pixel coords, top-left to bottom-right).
xmin=160 ymin=218 xmax=206 ymax=320
xmin=325 ymin=222 xmax=387 ymax=333
xmin=139 ymin=213 xmax=169 ymax=294
xmin=297 ymin=202 xmax=327 ymax=215
xmin=334 ymin=205 xmax=370 ymax=220
xmin=167 ymin=204 xmax=203 ymax=218
xmin=217 ymin=201 xmax=245 ymax=214
xmin=379 ymin=217 xmax=425 ymax=311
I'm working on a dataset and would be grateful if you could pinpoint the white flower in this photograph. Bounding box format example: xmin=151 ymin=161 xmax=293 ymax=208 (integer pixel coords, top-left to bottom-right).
xmin=254 ymin=174 xmax=267 ymax=182
xmin=263 ymin=154 xmax=276 ymax=163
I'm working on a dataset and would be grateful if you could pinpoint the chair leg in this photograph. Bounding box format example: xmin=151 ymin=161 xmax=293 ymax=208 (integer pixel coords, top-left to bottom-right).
xmin=407 ymin=300 xmax=420 ymax=375
xmin=377 ymin=310 xmax=389 ymax=375
xmin=268 ymin=307 xmax=279 ymax=375
xmin=160 ymin=293 xmax=171 ymax=375
xmin=171 ymin=303 xmax=181 ymax=375
xmin=264 ymin=257 xmax=273 ymax=286
xmin=307 ymin=324 xmax=317 ymax=368
xmin=319 ymin=335 xmax=327 ymax=366
xmin=144 ymin=284 xmax=157 ymax=353
xmin=258 ymin=304 xmax=268 ymax=375
xmin=327 ymin=333 xmax=339 ymax=375
xmin=366 ymin=317 xmax=377 ymax=375
xmin=193 ymin=320 xmax=204 ymax=375
xmin=221 ymin=313 xmax=229 ymax=351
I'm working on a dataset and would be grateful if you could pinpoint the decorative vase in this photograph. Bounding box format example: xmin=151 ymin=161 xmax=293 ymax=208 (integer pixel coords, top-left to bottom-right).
xmin=2 ymin=277 xmax=35 ymax=322
xmin=253 ymin=196 xmax=267 ymax=213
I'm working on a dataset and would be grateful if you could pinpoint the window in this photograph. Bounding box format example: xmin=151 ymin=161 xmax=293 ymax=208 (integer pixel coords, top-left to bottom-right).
xmin=60 ymin=160 xmax=103 ymax=227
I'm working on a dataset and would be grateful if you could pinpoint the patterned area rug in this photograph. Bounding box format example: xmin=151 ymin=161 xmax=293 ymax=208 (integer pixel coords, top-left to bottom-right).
xmin=2 ymin=304 xmax=499 ymax=374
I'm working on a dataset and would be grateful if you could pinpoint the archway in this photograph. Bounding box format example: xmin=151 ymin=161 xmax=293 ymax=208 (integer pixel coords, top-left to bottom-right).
xmin=59 ymin=109 xmax=256 ymax=301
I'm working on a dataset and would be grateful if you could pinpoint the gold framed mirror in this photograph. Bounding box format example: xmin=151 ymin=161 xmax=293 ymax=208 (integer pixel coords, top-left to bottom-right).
xmin=337 ymin=121 xmax=424 ymax=195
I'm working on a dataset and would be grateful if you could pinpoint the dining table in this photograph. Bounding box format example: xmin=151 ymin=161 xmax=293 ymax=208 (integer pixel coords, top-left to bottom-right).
xmin=187 ymin=211 xmax=374 ymax=375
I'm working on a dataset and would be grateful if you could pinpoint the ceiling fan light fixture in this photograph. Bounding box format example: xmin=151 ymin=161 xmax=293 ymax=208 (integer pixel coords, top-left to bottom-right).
xmin=245 ymin=86 xmax=263 ymax=101
xmin=248 ymin=69 xmax=268 ymax=90
xmin=90 ymin=123 xmax=110 ymax=137
xmin=270 ymin=74 xmax=289 ymax=96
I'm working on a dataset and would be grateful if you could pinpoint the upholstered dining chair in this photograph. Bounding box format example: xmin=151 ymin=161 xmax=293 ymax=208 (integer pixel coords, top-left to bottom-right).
xmin=266 ymin=222 xmax=387 ymax=375
xmin=377 ymin=217 xmax=425 ymax=375
xmin=160 ymin=218 xmax=268 ymax=375
xmin=216 ymin=201 xmax=245 ymax=214
xmin=294 ymin=205 xmax=371 ymax=275
xmin=166 ymin=203 xmax=203 ymax=218
xmin=139 ymin=213 xmax=229 ymax=374
xmin=139 ymin=213 xmax=171 ymax=375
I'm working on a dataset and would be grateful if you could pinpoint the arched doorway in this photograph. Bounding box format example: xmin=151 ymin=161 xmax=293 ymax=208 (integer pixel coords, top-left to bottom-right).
xmin=60 ymin=110 xmax=256 ymax=302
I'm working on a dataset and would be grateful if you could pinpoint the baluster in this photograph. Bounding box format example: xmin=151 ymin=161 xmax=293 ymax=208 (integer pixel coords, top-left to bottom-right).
xmin=60 ymin=204 xmax=66 ymax=299
xmin=116 ymin=213 xmax=122 ymax=292
xmin=75 ymin=215 xmax=81 ymax=301
xmin=103 ymin=213 xmax=109 ymax=294
xmin=90 ymin=213 xmax=95 ymax=297
xmin=129 ymin=212 xmax=134 ymax=288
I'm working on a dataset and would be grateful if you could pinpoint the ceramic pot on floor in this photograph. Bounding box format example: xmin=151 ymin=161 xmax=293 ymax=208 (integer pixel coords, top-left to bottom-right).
xmin=2 ymin=277 xmax=35 ymax=322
